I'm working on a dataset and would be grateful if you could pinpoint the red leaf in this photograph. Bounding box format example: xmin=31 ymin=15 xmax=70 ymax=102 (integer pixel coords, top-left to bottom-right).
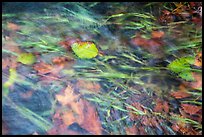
xmin=181 ymin=104 xmax=202 ymax=115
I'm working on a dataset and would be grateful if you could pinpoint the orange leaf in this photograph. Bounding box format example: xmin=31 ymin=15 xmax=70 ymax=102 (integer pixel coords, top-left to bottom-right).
xmin=76 ymin=80 xmax=100 ymax=93
xmin=131 ymin=34 xmax=148 ymax=47
xmin=80 ymin=100 xmax=102 ymax=135
xmin=7 ymin=22 xmax=21 ymax=31
xmin=194 ymin=52 xmax=202 ymax=67
xmin=33 ymin=62 xmax=53 ymax=74
xmin=181 ymin=104 xmax=202 ymax=115
xmin=151 ymin=31 xmax=165 ymax=39
xmin=170 ymin=91 xmax=191 ymax=99
xmin=61 ymin=111 xmax=76 ymax=126
xmin=56 ymin=85 xmax=79 ymax=106
xmin=52 ymin=56 xmax=74 ymax=65
xmin=189 ymin=72 xmax=202 ymax=89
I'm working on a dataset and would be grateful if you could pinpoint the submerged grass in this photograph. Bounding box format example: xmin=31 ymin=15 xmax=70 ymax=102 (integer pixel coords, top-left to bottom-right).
xmin=2 ymin=2 xmax=202 ymax=135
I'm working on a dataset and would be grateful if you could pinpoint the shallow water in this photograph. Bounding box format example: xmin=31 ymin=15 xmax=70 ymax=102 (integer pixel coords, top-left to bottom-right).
xmin=2 ymin=2 xmax=202 ymax=135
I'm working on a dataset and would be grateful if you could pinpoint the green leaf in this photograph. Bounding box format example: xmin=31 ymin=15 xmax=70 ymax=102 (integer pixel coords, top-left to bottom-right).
xmin=167 ymin=56 xmax=196 ymax=81
xmin=179 ymin=71 xmax=194 ymax=81
xmin=71 ymin=41 xmax=98 ymax=59
xmin=17 ymin=53 xmax=36 ymax=65
xmin=167 ymin=56 xmax=194 ymax=73
xmin=3 ymin=68 xmax=18 ymax=88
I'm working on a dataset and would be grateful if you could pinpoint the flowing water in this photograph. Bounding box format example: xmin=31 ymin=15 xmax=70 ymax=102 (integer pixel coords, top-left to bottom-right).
xmin=2 ymin=2 xmax=202 ymax=135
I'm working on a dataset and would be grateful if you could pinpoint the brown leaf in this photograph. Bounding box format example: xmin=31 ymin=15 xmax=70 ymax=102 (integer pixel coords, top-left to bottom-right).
xmin=56 ymin=85 xmax=79 ymax=106
xmin=154 ymin=99 xmax=163 ymax=112
xmin=3 ymin=40 xmax=22 ymax=53
xmin=2 ymin=57 xmax=18 ymax=70
xmin=138 ymin=126 xmax=147 ymax=135
xmin=76 ymin=80 xmax=100 ymax=93
xmin=149 ymin=117 xmax=160 ymax=128
xmin=33 ymin=62 xmax=53 ymax=75
xmin=171 ymin=124 xmax=180 ymax=132
xmin=141 ymin=116 xmax=150 ymax=126
xmin=7 ymin=22 xmax=21 ymax=31
xmin=194 ymin=52 xmax=202 ymax=67
xmin=58 ymin=37 xmax=80 ymax=51
xmin=80 ymin=100 xmax=102 ymax=135
xmin=127 ymin=102 xmax=146 ymax=120
xmin=189 ymin=72 xmax=202 ymax=89
xmin=52 ymin=56 xmax=74 ymax=65
xmin=151 ymin=31 xmax=165 ymax=39
xmin=181 ymin=104 xmax=202 ymax=115
xmin=170 ymin=91 xmax=191 ymax=99
xmin=126 ymin=125 xmax=138 ymax=135
xmin=61 ymin=111 xmax=76 ymax=126
xmin=163 ymin=101 xmax=169 ymax=113
xmin=131 ymin=34 xmax=148 ymax=47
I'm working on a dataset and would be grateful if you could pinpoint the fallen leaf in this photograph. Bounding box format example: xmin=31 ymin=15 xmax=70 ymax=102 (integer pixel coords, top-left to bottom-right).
xmin=138 ymin=126 xmax=147 ymax=135
xmin=131 ymin=34 xmax=148 ymax=47
xmin=52 ymin=56 xmax=74 ymax=65
xmin=61 ymin=111 xmax=76 ymax=126
xmin=154 ymin=99 xmax=163 ymax=112
xmin=181 ymin=104 xmax=202 ymax=115
xmin=33 ymin=62 xmax=53 ymax=74
xmin=163 ymin=101 xmax=169 ymax=113
xmin=149 ymin=117 xmax=160 ymax=128
xmin=76 ymin=80 xmax=100 ymax=93
xmin=56 ymin=85 xmax=79 ymax=106
xmin=7 ymin=22 xmax=21 ymax=31
xmin=127 ymin=102 xmax=146 ymax=120
xmin=171 ymin=124 xmax=180 ymax=132
xmin=126 ymin=125 xmax=138 ymax=135
xmin=2 ymin=56 xmax=18 ymax=70
xmin=80 ymin=100 xmax=102 ymax=135
xmin=3 ymin=40 xmax=22 ymax=53
xmin=17 ymin=53 xmax=36 ymax=65
xmin=151 ymin=31 xmax=165 ymax=39
xmin=170 ymin=91 xmax=191 ymax=99
xmin=58 ymin=37 xmax=80 ymax=51
xmin=71 ymin=41 xmax=99 ymax=59
xmin=189 ymin=72 xmax=202 ymax=89
xmin=194 ymin=52 xmax=202 ymax=67
xmin=141 ymin=116 xmax=150 ymax=126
